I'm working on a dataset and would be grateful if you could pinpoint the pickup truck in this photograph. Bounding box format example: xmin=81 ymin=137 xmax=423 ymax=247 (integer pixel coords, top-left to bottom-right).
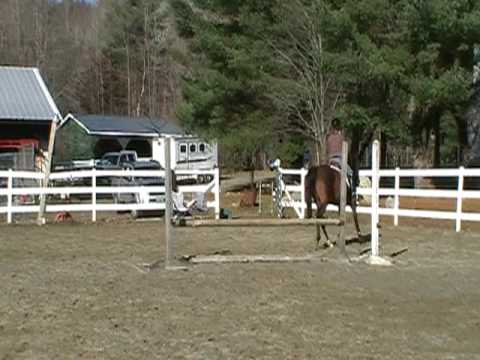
xmin=95 ymin=151 xmax=165 ymax=215
xmin=95 ymin=150 xmax=162 ymax=170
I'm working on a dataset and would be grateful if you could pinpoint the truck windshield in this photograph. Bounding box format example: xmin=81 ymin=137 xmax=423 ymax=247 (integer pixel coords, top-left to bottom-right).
xmin=126 ymin=153 xmax=136 ymax=162
xmin=103 ymin=155 xmax=118 ymax=164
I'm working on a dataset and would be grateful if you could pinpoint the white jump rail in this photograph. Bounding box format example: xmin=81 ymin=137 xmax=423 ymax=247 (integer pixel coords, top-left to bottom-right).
xmin=0 ymin=168 xmax=220 ymax=223
xmin=274 ymin=165 xmax=480 ymax=232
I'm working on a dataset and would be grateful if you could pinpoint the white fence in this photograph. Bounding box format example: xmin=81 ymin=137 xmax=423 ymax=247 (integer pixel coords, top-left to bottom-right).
xmin=0 ymin=168 xmax=220 ymax=223
xmin=274 ymin=165 xmax=480 ymax=232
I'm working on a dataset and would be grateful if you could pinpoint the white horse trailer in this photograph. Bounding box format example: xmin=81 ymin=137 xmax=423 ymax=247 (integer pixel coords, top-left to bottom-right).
xmin=152 ymin=136 xmax=218 ymax=171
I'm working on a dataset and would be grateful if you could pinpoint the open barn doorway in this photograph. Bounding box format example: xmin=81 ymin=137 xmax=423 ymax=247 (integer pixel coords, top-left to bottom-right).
xmin=125 ymin=139 xmax=152 ymax=158
xmin=93 ymin=138 xmax=123 ymax=158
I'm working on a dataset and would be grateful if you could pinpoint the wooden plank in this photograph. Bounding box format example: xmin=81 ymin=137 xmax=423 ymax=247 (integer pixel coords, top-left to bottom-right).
xmin=176 ymin=218 xmax=343 ymax=227
xmin=188 ymin=254 xmax=313 ymax=264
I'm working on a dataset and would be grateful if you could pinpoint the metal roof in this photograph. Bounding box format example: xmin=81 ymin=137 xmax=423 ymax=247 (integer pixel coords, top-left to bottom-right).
xmin=0 ymin=66 xmax=60 ymax=121
xmin=62 ymin=114 xmax=186 ymax=137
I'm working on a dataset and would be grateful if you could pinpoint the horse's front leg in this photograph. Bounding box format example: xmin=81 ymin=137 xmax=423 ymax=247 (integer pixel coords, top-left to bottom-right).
xmin=321 ymin=225 xmax=329 ymax=243
xmin=315 ymin=224 xmax=321 ymax=250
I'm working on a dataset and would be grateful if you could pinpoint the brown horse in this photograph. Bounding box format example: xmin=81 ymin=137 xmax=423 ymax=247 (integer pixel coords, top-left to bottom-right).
xmin=305 ymin=165 xmax=362 ymax=249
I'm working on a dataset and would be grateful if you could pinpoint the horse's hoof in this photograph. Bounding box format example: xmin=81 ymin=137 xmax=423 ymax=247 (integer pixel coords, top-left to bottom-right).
xmin=323 ymin=242 xmax=334 ymax=249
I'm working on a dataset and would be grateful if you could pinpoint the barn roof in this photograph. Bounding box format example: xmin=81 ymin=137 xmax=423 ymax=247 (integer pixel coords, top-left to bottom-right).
xmin=62 ymin=114 xmax=185 ymax=137
xmin=0 ymin=66 xmax=60 ymax=121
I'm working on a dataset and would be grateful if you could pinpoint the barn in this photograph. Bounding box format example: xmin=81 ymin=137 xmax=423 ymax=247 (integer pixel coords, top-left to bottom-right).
xmin=0 ymin=66 xmax=61 ymax=171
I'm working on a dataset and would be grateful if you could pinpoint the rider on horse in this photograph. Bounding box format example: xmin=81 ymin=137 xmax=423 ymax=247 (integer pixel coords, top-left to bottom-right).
xmin=326 ymin=118 xmax=355 ymax=188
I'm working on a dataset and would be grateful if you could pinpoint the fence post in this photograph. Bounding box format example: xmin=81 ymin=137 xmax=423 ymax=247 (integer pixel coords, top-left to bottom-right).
xmin=456 ymin=166 xmax=464 ymax=232
xmin=258 ymin=180 xmax=262 ymax=215
xmin=338 ymin=141 xmax=348 ymax=257
xmin=92 ymin=168 xmax=97 ymax=223
xmin=366 ymin=140 xmax=391 ymax=266
xmin=7 ymin=169 xmax=13 ymax=224
xmin=271 ymin=180 xmax=274 ymax=216
xmin=165 ymin=137 xmax=174 ymax=269
xmin=394 ymin=167 xmax=400 ymax=226
xmin=300 ymin=168 xmax=306 ymax=219
xmin=371 ymin=140 xmax=380 ymax=257
xmin=37 ymin=116 xmax=58 ymax=226
xmin=214 ymin=168 xmax=220 ymax=220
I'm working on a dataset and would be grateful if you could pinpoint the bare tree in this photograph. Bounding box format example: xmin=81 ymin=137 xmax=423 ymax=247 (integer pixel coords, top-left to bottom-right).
xmin=267 ymin=0 xmax=344 ymax=164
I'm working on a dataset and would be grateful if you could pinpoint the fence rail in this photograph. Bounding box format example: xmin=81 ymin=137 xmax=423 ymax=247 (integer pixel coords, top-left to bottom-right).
xmin=274 ymin=166 xmax=480 ymax=232
xmin=0 ymin=168 xmax=220 ymax=223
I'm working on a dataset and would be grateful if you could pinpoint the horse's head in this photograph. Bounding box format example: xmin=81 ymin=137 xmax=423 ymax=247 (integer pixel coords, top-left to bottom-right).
xmin=267 ymin=158 xmax=281 ymax=171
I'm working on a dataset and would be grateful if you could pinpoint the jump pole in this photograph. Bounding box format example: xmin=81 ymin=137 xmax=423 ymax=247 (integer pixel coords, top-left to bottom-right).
xmin=175 ymin=218 xmax=343 ymax=227
xmin=188 ymin=254 xmax=314 ymax=264
xmin=366 ymin=140 xmax=391 ymax=266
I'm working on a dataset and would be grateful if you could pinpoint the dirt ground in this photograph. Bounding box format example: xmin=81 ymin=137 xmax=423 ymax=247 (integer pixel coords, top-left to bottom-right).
xmin=1 ymin=206 xmax=480 ymax=360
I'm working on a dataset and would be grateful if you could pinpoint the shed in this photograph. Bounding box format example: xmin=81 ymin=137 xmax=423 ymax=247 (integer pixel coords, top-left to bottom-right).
xmin=57 ymin=113 xmax=217 ymax=170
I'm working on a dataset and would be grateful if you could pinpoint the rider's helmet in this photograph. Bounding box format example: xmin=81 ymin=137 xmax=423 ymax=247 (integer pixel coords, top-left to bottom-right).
xmin=331 ymin=117 xmax=341 ymax=130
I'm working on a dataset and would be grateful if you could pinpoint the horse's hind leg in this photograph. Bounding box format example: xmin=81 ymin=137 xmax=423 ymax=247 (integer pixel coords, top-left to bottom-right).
xmin=315 ymin=203 xmax=330 ymax=249
xmin=350 ymin=197 xmax=362 ymax=238
xmin=315 ymin=224 xmax=321 ymax=250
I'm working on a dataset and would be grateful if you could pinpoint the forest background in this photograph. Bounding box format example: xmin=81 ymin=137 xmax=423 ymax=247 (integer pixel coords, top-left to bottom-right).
xmin=1 ymin=0 xmax=480 ymax=171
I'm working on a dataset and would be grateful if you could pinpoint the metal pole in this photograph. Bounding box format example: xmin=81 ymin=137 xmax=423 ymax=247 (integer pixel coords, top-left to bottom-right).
xmin=338 ymin=141 xmax=348 ymax=257
xmin=165 ymin=137 xmax=174 ymax=269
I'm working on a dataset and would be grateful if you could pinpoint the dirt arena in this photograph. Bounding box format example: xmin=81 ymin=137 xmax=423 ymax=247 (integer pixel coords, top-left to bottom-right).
xmin=1 ymin=211 xmax=480 ymax=360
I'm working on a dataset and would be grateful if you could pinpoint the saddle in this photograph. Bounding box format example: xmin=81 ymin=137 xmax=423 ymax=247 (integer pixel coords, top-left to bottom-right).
xmin=328 ymin=162 xmax=352 ymax=188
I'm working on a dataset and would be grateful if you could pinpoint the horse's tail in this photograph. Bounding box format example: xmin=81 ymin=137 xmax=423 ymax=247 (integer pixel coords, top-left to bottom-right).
xmin=305 ymin=168 xmax=313 ymax=219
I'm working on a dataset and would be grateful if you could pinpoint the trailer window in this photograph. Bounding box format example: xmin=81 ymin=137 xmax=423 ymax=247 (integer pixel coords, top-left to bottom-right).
xmin=189 ymin=144 xmax=197 ymax=153
xmin=180 ymin=144 xmax=187 ymax=153
xmin=199 ymin=143 xmax=206 ymax=152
